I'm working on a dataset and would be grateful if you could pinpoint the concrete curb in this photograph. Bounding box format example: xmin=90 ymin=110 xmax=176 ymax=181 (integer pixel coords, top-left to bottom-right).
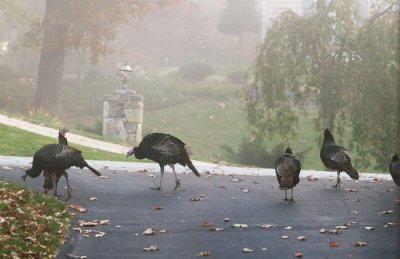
xmin=0 ymin=155 xmax=392 ymax=181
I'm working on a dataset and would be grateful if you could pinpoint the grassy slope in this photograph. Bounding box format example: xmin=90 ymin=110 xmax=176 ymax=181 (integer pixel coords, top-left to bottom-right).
xmin=0 ymin=124 xmax=134 ymax=162
xmin=143 ymin=100 xmax=328 ymax=170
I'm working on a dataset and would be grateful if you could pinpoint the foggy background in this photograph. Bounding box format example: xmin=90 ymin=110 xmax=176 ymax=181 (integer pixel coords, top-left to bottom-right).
xmin=0 ymin=0 xmax=398 ymax=172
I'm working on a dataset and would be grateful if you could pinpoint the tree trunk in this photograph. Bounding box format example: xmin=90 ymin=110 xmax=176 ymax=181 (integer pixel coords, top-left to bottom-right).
xmin=34 ymin=0 xmax=67 ymax=114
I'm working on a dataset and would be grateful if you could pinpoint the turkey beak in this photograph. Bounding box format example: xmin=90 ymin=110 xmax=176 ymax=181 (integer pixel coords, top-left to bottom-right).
xmin=126 ymin=148 xmax=134 ymax=157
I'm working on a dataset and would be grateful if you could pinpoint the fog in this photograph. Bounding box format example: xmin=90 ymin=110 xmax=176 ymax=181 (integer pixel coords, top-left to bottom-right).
xmin=0 ymin=0 xmax=398 ymax=172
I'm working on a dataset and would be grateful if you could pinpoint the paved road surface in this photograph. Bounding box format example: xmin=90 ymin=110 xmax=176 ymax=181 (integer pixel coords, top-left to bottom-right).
xmin=1 ymin=164 xmax=399 ymax=259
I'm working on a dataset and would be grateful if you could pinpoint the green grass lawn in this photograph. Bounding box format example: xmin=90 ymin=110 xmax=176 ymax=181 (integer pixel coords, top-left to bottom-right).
xmin=0 ymin=124 xmax=132 ymax=162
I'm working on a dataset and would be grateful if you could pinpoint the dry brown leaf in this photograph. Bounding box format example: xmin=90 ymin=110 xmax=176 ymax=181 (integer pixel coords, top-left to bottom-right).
xmin=143 ymin=228 xmax=156 ymax=235
xmin=365 ymin=226 xmax=374 ymax=230
xmin=297 ymin=236 xmax=306 ymax=241
xmin=284 ymin=226 xmax=293 ymax=230
xmin=319 ymin=228 xmax=327 ymax=233
xmin=2 ymin=166 xmax=12 ymax=171
xmin=79 ymin=221 xmax=98 ymax=227
xmin=335 ymin=225 xmax=348 ymax=230
xmin=328 ymin=229 xmax=343 ymax=234
xmin=151 ymin=205 xmax=164 ymax=210
xmin=89 ymin=197 xmax=97 ymax=201
xmin=143 ymin=245 xmax=159 ymax=251
xmin=379 ymin=210 xmax=394 ymax=215
xmin=344 ymin=188 xmax=358 ymax=192
xmin=100 ymin=176 xmax=110 ymax=179
xmin=242 ymin=248 xmax=255 ymax=253
xmin=329 ymin=241 xmax=339 ymax=247
xmin=223 ymin=218 xmax=231 ymax=222
xmin=68 ymin=204 xmax=88 ymax=213
xmin=95 ymin=231 xmax=106 ymax=238
xmin=353 ymin=241 xmax=368 ymax=247
xmin=394 ymin=199 xmax=400 ymax=205
xmin=386 ymin=189 xmax=394 ymax=192
xmin=258 ymin=224 xmax=274 ymax=229
xmin=159 ymin=229 xmax=167 ymax=233
xmin=190 ymin=196 xmax=204 ymax=201
xmin=197 ymin=251 xmax=211 ymax=256
xmin=209 ymin=227 xmax=224 ymax=232
xmin=282 ymin=235 xmax=290 ymax=239
xmin=200 ymin=221 xmax=212 ymax=227
xmin=294 ymin=252 xmax=303 ymax=257
xmin=232 ymin=223 xmax=248 ymax=228
xmin=99 ymin=220 xmax=110 ymax=225
xmin=243 ymin=189 xmax=250 ymax=193
xmin=218 ymin=185 xmax=227 ymax=188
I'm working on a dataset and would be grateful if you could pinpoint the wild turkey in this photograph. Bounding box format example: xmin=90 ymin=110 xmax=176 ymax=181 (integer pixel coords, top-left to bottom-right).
xmin=275 ymin=147 xmax=301 ymax=204
xmin=43 ymin=128 xmax=70 ymax=199
xmin=22 ymin=144 xmax=101 ymax=195
xmin=126 ymin=133 xmax=200 ymax=190
xmin=320 ymin=128 xmax=359 ymax=188
xmin=389 ymin=153 xmax=400 ymax=187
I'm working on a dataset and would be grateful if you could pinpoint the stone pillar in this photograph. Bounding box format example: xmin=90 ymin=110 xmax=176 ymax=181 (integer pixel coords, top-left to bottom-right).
xmin=103 ymin=90 xmax=143 ymax=143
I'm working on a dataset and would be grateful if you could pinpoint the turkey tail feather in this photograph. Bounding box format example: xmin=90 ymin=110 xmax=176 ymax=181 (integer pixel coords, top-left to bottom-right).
xmin=85 ymin=164 xmax=101 ymax=176
xmin=25 ymin=168 xmax=42 ymax=178
xmin=186 ymin=159 xmax=200 ymax=177
xmin=345 ymin=166 xmax=359 ymax=180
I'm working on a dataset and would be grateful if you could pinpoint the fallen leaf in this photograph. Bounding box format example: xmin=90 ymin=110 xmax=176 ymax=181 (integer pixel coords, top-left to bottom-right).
xmin=394 ymin=199 xmax=400 ymax=205
xmin=152 ymin=205 xmax=164 ymax=210
xmin=232 ymin=223 xmax=248 ymax=228
xmin=353 ymin=241 xmax=368 ymax=247
xmin=2 ymin=166 xmax=12 ymax=171
xmin=328 ymin=229 xmax=343 ymax=234
xmin=282 ymin=235 xmax=290 ymax=239
xmin=95 ymin=231 xmax=106 ymax=238
xmin=231 ymin=178 xmax=244 ymax=183
xmin=242 ymin=248 xmax=255 ymax=253
xmin=148 ymin=174 xmax=156 ymax=177
xmin=284 ymin=226 xmax=293 ymax=230
xmin=365 ymin=226 xmax=374 ymax=230
xmin=200 ymin=221 xmax=212 ymax=227
xmin=271 ymin=185 xmax=277 ymax=188
xmin=89 ymin=197 xmax=97 ymax=201
xmin=66 ymin=254 xmax=87 ymax=259
xmin=386 ymin=189 xmax=394 ymax=192
xmin=223 ymin=218 xmax=231 ymax=222
xmin=100 ymin=176 xmax=110 ymax=179
xmin=297 ymin=236 xmax=306 ymax=241
xmin=143 ymin=228 xmax=156 ymax=235
xmin=335 ymin=225 xmax=348 ymax=230
xmin=68 ymin=204 xmax=88 ymax=213
xmin=159 ymin=229 xmax=167 ymax=233
xmin=329 ymin=241 xmax=339 ymax=247
xmin=143 ymin=245 xmax=159 ymax=251
xmin=306 ymin=175 xmax=318 ymax=181
xmin=294 ymin=252 xmax=303 ymax=257
xmin=379 ymin=210 xmax=394 ymax=215
xmin=218 ymin=185 xmax=227 ymax=188
xmin=197 ymin=251 xmax=211 ymax=256
xmin=258 ymin=224 xmax=274 ymax=229
xmin=319 ymin=228 xmax=327 ymax=233
xmin=99 ymin=220 xmax=110 ymax=225
xmin=209 ymin=227 xmax=224 ymax=232
xmin=190 ymin=196 xmax=204 ymax=201
xmin=243 ymin=189 xmax=250 ymax=193
xmin=79 ymin=221 xmax=98 ymax=227
xmin=344 ymin=188 xmax=358 ymax=192
xmin=116 ymin=225 xmax=122 ymax=228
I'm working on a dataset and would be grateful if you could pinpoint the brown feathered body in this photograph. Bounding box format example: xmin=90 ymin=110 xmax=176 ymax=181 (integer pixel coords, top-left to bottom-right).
xmin=320 ymin=128 xmax=359 ymax=184
xmin=132 ymin=133 xmax=200 ymax=176
xmin=389 ymin=153 xmax=400 ymax=187
xmin=275 ymin=147 xmax=301 ymax=190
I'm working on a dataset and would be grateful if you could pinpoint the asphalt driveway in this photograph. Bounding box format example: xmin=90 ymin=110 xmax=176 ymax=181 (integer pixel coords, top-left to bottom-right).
xmin=0 ymin=164 xmax=399 ymax=259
